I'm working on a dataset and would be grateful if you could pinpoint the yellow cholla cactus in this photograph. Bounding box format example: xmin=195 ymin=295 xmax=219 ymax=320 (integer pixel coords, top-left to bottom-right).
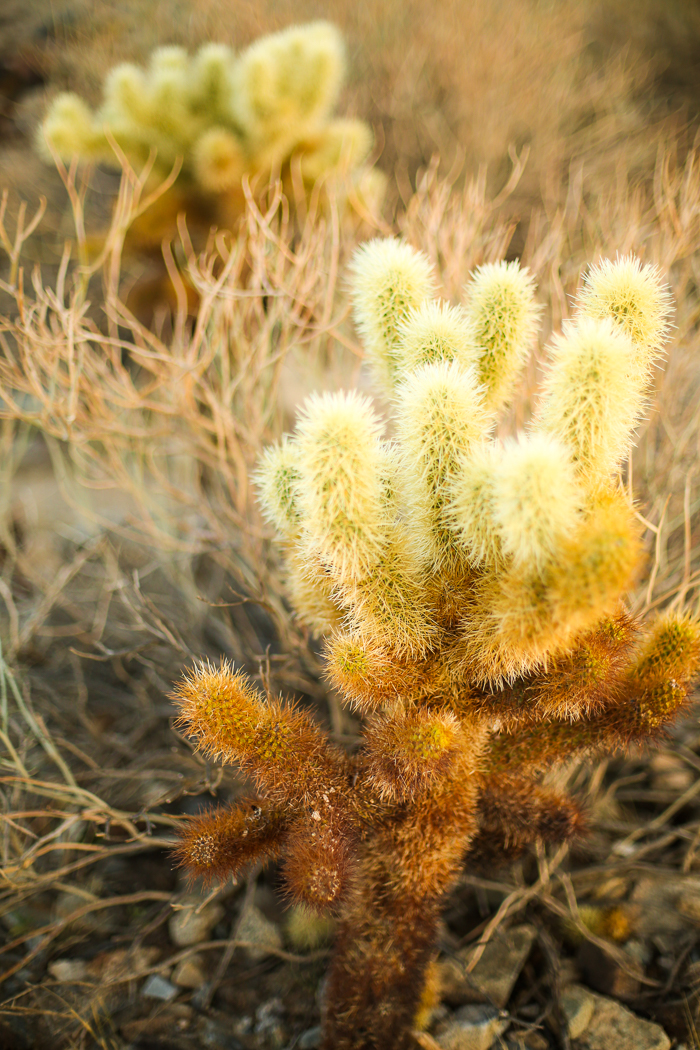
xmin=173 ymin=245 xmax=699 ymax=1050
xmin=258 ymin=244 xmax=675 ymax=682
xmin=39 ymin=22 xmax=384 ymax=239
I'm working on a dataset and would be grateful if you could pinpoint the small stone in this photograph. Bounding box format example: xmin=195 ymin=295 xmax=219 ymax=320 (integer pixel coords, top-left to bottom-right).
xmin=48 ymin=959 xmax=87 ymax=982
xmin=576 ymin=941 xmax=641 ymax=1001
xmin=560 ymin=984 xmax=595 ymax=1039
xmin=236 ymin=903 xmax=283 ymax=959
xmin=169 ymin=897 xmax=225 ymax=947
xmin=575 ymin=990 xmax=670 ymax=1050
xmin=434 ymin=1004 xmax=509 ymax=1050
xmin=172 ymin=953 xmax=206 ymax=988
xmin=439 ymin=926 xmax=536 ymax=1008
xmin=631 ymin=875 xmax=700 ymax=941
xmin=142 ymin=973 xmax=178 ymax=1001
xmin=298 ymin=1027 xmax=322 ymax=1049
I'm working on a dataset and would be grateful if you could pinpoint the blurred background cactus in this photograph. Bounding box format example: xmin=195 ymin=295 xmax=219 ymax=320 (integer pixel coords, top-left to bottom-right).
xmin=37 ymin=21 xmax=384 ymax=317
xmin=174 ymin=242 xmax=700 ymax=1049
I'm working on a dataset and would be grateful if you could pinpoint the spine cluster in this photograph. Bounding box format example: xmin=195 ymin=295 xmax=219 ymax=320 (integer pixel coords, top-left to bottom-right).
xmin=173 ymin=241 xmax=699 ymax=1050
xmin=39 ymin=22 xmax=382 ymax=215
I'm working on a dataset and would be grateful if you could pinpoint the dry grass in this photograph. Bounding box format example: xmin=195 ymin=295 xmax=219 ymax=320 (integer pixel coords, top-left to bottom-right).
xmin=3 ymin=2 xmax=700 ymax=1046
xmin=0 ymin=152 xmax=375 ymax=647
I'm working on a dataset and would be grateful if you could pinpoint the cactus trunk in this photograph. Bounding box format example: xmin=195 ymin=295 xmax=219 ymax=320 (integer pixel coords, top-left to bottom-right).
xmin=321 ymin=771 xmax=480 ymax=1049
xmin=322 ymin=882 xmax=439 ymax=1050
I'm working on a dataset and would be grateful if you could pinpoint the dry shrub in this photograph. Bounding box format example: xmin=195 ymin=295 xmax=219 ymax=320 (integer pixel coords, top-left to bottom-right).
xmin=0 ymin=158 xmax=373 ymax=650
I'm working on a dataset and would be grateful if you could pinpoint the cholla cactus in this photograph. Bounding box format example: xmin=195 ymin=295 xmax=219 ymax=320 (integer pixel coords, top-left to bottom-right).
xmin=39 ymin=22 xmax=383 ymax=243
xmin=173 ymin=244 xmax=698 ymax=1050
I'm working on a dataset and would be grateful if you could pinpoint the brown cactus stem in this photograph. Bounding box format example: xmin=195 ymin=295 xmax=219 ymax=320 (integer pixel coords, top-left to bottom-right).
xmin=321 ymin=745 xmax=482 ymax=1050
xmin=322 ymin=877 xmax=441 ymax=1050
xmin=466 ymin=775 xmax=587 ymax=870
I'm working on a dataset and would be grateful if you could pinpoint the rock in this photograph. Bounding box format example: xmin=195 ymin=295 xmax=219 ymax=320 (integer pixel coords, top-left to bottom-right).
xmin=142 ymin=973 xmax=178 ymax=1001
xmin=561 ymin=984 xmax=595 ymax=1039
xmin=574 ymin=990 xmax=670 ymax=1050
xmin=169 ymin=897 xmax=225 ymax=947
xmin=576 ymin=941 xmax=641 ymax=1001
xmin=434 ymin=1004 xmax=509 ymax=1049
xmin=299 ymin=1027 xmax=322 ymax=1049
xmin=236 ymin=903 xmax=283 ymax=959
xmin=172 ymin=953 xmax=206 ymax=988
xmin=439 ymin=925 xmax=536 ymax=1008
xmin=48 ymin=958 xmax=87 ymax=982
xmin=631 ymin=874 xmax=700 ymax=941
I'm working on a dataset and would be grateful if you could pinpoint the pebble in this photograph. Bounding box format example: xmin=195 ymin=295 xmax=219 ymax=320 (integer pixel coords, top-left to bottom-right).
xmin=433 ymin=1004 xmax=509 ymax=1050
xmin=439 ymin=925 xmax=536 ymax=1008
xmin=48 ymin=958 xmax=87 ymax=982
xmin=576 ymin=940 xmax=641 ymax=1001
xmin=560 ymin=984 xmax=595 ymax=1039
xmin=236 ymin=903 xmax=283 ymax=959
xmin=574 ymin=989 xmax=670 ymax=1050
xmin=172 ymin=953 xmax=206 ymax=988
xmin=169 ymin=897 xmax=225 ymax=947
xmin=141 ymin=973 xmax=178 ymax=1001
xmin=631 ymin=874 xmax=700 ymax=941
